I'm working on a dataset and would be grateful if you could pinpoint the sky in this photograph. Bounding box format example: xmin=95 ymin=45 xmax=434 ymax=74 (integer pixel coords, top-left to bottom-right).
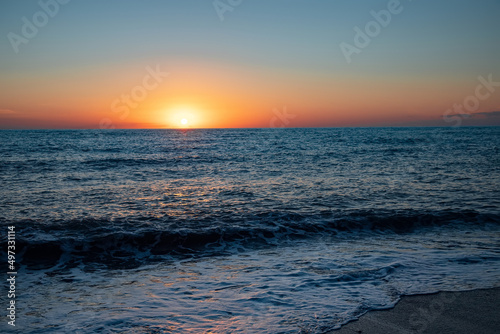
xmin=0 ymin=0 xmax=499 ymax=129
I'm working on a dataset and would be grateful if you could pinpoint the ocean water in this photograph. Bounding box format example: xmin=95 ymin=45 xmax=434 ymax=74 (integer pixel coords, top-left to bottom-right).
xmin=0 ymin=127 xmax=499 ymax=333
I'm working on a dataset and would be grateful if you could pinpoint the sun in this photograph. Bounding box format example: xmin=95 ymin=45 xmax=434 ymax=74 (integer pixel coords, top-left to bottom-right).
xmin=167 ymin=105 xmax=203 ymax=128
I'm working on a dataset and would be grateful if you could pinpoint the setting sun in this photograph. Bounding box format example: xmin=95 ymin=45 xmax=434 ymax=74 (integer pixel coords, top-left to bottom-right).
xmin=166 ymin=105 xmax=204 ymax=128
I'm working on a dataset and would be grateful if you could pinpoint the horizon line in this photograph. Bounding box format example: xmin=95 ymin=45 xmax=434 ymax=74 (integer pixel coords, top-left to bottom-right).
xmin=1 ymin=125 xmax=499 ymax=131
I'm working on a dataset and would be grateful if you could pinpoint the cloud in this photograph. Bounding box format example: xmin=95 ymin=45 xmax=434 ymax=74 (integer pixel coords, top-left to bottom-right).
xmin=471 ymin=111 xmax=500 ymax=118
xmin=0 ymin=109 xmax=17 ymax=115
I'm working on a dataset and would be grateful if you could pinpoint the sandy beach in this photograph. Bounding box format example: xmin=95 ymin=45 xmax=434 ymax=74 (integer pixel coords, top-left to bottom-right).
xmin=330 ymin=287 xmax=500 ymax=334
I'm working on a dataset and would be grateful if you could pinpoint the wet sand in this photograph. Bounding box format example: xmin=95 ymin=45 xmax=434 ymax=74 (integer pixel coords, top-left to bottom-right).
xmin=330 ymin=287 xmax=500 ymax=334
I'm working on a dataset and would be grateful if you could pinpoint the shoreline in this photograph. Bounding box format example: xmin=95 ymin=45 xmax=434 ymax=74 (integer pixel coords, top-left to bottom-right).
xmin=329 ymin=287 xmax=500 ymax=334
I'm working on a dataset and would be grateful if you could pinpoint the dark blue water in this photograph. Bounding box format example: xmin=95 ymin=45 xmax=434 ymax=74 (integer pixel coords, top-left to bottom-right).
xmin=1 ymin=128 xmax=499 ymax=333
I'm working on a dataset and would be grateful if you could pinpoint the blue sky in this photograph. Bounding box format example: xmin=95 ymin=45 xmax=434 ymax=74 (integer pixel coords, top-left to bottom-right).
xmin=1 ymin=0 xmax=499 ymax=128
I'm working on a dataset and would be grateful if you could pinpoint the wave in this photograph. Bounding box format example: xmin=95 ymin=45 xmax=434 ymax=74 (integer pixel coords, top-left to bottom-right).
xmin=1 ymin=210 xmax=499 ymax=271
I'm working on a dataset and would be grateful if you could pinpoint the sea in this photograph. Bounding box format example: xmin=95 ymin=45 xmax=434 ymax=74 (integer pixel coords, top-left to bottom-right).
xmin=0 ymin=127 xmax=499 ymax=333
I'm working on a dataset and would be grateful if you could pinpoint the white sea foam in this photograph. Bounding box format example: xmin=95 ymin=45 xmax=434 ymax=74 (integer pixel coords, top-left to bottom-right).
xmin=10 ymin=223 xmax=500 ymax=333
